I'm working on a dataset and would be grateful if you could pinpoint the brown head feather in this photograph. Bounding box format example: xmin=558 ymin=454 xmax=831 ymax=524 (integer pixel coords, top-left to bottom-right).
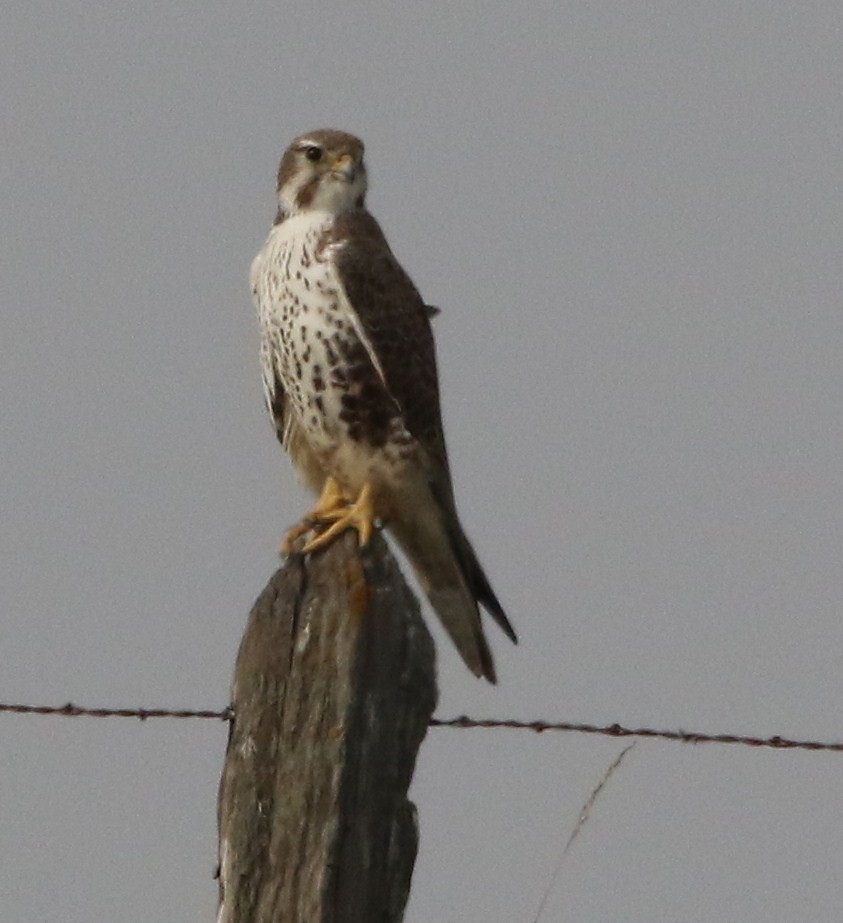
xmin=275 ymin=129 xmax=366 ymax=219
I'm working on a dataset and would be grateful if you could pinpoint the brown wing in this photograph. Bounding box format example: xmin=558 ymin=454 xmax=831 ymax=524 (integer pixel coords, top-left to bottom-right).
xmin=331 ymin=211 xmax=517 ymax=647
xmin=330 ymin=210 xmax=450 ymax=472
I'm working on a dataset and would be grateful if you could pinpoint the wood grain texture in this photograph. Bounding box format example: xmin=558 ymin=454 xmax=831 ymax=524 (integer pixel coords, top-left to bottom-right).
xmin=216 ymin=531 xmax=437 ymax=923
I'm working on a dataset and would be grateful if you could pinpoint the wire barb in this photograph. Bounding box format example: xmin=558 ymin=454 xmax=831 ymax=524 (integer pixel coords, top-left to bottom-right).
xmin=1 ymin=701 xmax=842 ymax=752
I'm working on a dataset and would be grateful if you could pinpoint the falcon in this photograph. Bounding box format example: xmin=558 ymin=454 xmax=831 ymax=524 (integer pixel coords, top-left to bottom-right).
xmin=250 ymin=129 xmax=516 ymax=682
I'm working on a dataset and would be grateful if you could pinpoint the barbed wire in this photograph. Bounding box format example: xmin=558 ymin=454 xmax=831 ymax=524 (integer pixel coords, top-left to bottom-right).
xmin=0 ymin=701 xmax=232 ymax=720
xmin=429 ymin=716 xmax=843 ymax=751
xmin=1 ymin=700 xmax=841 ymax=752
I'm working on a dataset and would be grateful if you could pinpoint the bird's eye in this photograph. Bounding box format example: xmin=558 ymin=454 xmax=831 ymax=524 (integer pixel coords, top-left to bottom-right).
xmin=304 ymin=146 xmax=323 ymax=162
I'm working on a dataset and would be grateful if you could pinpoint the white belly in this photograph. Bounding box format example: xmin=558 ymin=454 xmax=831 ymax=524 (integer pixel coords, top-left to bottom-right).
xmin=251 ymin=212 xmax=412 ymax=498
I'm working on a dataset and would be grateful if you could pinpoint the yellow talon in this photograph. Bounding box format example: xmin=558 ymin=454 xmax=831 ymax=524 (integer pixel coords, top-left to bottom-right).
xmin=280 ymin=476 xmax=350 ymax=555
xmin=300 ymin=482 xmax=376 ymax=555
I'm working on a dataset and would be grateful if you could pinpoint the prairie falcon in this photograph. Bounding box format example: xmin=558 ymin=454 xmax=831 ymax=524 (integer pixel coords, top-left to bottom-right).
xmin=250 ymin=129 xmax=516 ymax=682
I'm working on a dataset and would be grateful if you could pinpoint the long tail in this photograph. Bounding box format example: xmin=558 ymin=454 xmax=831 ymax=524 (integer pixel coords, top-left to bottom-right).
xmin=389 ymin=500 xmax=516 ymax=683
xmin=448 ymin=522 xmax=518 ymax=645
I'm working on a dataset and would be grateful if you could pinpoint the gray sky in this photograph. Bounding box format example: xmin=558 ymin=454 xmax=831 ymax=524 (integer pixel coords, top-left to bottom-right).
xmin=2 ymin=2 xmax=843 ymax=920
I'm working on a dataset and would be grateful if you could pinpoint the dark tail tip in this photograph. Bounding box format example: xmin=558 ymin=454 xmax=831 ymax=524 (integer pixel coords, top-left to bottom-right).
xmin=477 ymin=632 xmax=498 ymax=684
xmin=476 ymin=579 xmax=518 ymax=645
xmin=453 ymin=530 xmax=517 ymax=645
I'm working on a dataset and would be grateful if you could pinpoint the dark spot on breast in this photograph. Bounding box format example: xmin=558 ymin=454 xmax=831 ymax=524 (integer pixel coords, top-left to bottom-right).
xmin=312 ymin=365 xmax=325 ymax=391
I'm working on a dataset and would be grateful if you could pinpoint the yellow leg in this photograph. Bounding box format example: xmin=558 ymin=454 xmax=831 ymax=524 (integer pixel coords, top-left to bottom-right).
xmin=280 ymin=477 xmax=350 ymax=555
xmin=300 ymin=482 xmax=376 ymax=555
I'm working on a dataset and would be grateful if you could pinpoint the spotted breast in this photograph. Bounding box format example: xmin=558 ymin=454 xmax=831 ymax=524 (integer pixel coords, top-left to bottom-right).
xmin=251 ymin=210 xmax=411 ymax=499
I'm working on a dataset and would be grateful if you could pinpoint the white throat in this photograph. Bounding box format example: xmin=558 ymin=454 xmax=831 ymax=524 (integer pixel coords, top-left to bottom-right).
xmin=279 ymin=173 xmax=365 ymax=218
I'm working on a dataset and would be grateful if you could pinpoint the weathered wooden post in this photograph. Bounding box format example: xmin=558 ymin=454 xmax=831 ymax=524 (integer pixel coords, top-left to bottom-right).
xmin=216 ymin=530 xmax=437 ymax=923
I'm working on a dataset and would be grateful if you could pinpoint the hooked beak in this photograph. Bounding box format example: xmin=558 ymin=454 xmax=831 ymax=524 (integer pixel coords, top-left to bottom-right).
xmin=331 ymin=153 xmax=357 ymax=182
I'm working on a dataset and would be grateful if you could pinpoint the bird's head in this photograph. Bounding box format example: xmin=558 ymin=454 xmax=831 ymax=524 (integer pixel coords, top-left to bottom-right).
xmin=275 ymin=129 xmax=367 ymax=220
